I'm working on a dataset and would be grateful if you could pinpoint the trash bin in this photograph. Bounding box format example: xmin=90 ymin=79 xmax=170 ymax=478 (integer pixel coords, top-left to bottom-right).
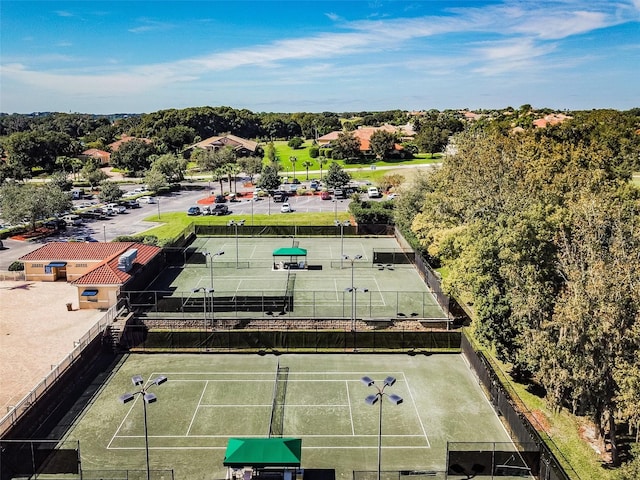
xmin=66 ymin=303 xmax=73 ymax=311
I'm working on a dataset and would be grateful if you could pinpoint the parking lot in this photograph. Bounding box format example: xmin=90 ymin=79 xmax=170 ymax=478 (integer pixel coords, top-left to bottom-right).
xmin=0 ymin=181 xmax=354 ymax=271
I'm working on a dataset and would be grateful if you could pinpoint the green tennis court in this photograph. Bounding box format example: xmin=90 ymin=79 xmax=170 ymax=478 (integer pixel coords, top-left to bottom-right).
xmin=148 ymin=236 xmax=446 ymax=319
xmin=65 ymin=353 xmax=526 ymax=480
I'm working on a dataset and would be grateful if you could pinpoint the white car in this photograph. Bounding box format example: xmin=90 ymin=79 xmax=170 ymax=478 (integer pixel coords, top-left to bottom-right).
xmin=106 ymin=203 xmax=126 ymax=214
xmin=280 ymin=203 xmax=292 ymax=213
xmin=138 ymin=196 xmax=157 ymax=204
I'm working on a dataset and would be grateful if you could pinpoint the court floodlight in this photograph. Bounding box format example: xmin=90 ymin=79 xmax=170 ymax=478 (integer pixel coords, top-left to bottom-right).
xmin=143 ymin=393 xmax=157 ymax=404
xmin=152 ymin=376 xmax=168 ymax=386
xmin=119 ymin=393 xmax=135 ymax=404
xmin=388 ymin=394 xmax=403 ymax=405
xmin=361 ymin=376 xmax=375 ymax=386
xmin=383 ymin=376 xmax=396 ymax=387
xmin=365 ymin=394 xmax=379 ymax=405
xmin=119 ymin=373 xmax=166 ymax=480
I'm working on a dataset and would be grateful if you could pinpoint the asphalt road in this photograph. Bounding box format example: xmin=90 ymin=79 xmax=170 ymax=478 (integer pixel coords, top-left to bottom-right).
xmin=0 ymin=181 xmax=353 ymax=272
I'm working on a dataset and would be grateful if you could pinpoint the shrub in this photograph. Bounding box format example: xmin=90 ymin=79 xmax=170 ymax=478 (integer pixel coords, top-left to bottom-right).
xmin=8 ymin=261 xmax=24 ymax=271
xmin=308 ymin=146 xmax=319 ymax=158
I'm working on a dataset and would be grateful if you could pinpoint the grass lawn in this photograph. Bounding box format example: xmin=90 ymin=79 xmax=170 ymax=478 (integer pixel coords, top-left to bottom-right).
xmin=271 ymin=141 xmax=441 ymax=181
xmin=136 ymin=211 xmax=353 ymax=244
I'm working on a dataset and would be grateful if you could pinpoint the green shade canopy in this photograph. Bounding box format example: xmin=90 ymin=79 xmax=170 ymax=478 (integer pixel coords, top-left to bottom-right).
xmin=223 ymin=438 xmax=302 ymax=467
xmin=273 ymin=248 xmax=307 ymax=257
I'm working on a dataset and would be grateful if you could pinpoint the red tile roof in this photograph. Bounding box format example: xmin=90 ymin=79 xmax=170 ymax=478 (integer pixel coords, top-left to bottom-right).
xmin=20 ymin=242 xmax=137 ymax=262
xmin=19 ymin=242 xmax=161 ymax=286
xmin=72 ymin=243 xmax=161 ymax=285
xmin=108 ymin=134 xmax=152 ymax=152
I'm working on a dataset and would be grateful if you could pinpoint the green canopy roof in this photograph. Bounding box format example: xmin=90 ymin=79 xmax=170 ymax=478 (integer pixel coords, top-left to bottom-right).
xmin=272 ymin=248 xmax=307 ymax=257
xmin=223 ymin=438 xmax=302 ymax=467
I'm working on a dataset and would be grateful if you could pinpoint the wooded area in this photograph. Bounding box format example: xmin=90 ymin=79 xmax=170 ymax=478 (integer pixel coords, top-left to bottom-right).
xmin=394 ymin=109 xmax=640 ymax=472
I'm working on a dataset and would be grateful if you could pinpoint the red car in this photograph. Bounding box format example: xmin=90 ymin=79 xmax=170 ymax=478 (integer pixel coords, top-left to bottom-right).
xmin=320 ymin=191 xmax=332 ymax=200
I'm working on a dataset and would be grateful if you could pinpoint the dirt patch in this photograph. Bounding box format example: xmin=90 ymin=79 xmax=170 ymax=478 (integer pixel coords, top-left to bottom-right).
xmin=528 ymin=409 xmax=552 ymax=432
xmin=0 ymin=281 xmax=104 ymax=412
xmin=579 ymin=423 xmax=609 ymax=462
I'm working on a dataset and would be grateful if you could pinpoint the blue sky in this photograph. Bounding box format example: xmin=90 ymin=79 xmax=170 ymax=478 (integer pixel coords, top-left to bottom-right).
xmin=1 ymin=0 xmax=639 ymax=114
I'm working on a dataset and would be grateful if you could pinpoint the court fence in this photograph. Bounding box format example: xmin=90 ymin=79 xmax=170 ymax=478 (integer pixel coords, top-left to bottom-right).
xmin=118 ymin=327 xmax=461 ymax=353
xmin=354 ymin=471 xmax=447 ymax=480
xmin=122 ymin=289 xmax=448 ymax=324
xmin=0 ymin=439 xmax=79 ymax=479
xmin=461 ymin=333 xmax=579 ymax=480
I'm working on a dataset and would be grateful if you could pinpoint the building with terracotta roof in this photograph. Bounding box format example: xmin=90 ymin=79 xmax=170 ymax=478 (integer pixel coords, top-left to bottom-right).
xmin=19 ymin=242 xmax=163 ymax=310
xmin=318 ymin=125 xmax=407 ymax=157
xmin=108 ymin=134 xmax=153 ymax=153
xmin=533 ymin=113 xmax=572 ymax=128
xmin=187 ymin=134 xmax=260 ymax=157
xmin=80 ymin=148 xmax=111 ymax=165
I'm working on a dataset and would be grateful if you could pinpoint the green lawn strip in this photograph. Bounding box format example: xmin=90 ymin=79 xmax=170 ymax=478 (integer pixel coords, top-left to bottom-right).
xmin=137 ymin=211 xmax=352 ymax=243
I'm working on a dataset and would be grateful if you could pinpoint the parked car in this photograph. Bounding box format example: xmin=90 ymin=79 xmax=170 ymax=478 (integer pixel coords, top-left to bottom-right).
xmin=280 ymin=203 xmax=292 ymax=213
xmin=187 ymin=206 xmax=202 ymax=216
xmin=211 ymin=204 xmax=230 ymax=215
xmin=106 ymin=203 xmax=126 ymax=214
xmin=121 ymin=200 xmax=140 ymax=209
xmin=273 ymin=191 xmax=288 ymax=203
xmin=44 ymin=219 xmax=66 ymax=230
xmin=138 ymin=196 xmax=156 ymax=204
xmin=367 ymin=187 xmax=381 ymax=198
xmin=309 ymin=181 xmax=319 ymax=191
xmin=334 ymin=189 xmax=347 ymax=199
xmin=320 ymin=191 xmax=332 ymax=200
xmin=62 ymin=214 xmax=82 ymax=226
xmin=387 ymin=193 xmax=398 ymax=200
xmin=214 ymin=194 xmax=227 ymax=203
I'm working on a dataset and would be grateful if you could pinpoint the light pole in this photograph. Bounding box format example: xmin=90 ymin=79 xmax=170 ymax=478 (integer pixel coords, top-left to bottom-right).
xmin=119 ymin=375 xmax=168 ymax=480
xmin=227 ymin=220 xmax=245 ymax=268
xmin=204 ymin=251 xmax=224 ymax=323
xmin=192 ymin=287 xmax=207 ymax=325
xmin=156 ymin=196 xmax=160 ymax=220
xmin=334 ymin=220 xmax=350 ymax=268
xmin=361 ymin=376 xmax=403 ymax=480
xmin=343 ymin=254 xmax=363 ymax=330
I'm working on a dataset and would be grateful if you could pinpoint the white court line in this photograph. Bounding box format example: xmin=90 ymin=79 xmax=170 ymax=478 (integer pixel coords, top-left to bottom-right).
xmin=115 ymin=433 xmax=427 ymax=439
xmin=186 ymin=380 xmax=208 ymax=436
xmin=346 ymin=380 xmax=355 ymax=435
xmin=401 ymin=371 xmax=431 ymax=448
xmin=371 ymin=277 xmax=387 ymax=306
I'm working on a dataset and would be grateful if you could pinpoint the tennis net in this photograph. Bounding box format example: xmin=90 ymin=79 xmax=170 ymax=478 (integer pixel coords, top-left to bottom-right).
xmin=268 ymin=360 xmax=289 ymax=438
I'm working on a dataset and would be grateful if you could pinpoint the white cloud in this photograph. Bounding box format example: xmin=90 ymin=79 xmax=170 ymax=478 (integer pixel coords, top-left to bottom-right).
xmin=2 ymin=0 xmax=638 ymax=111
xmin=128 ymin=19 xmax=174 ymax=34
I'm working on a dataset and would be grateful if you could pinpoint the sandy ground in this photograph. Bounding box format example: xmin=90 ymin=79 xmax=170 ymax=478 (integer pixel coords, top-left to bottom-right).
xmin=0 ymin=281 xmax=104 ymax=412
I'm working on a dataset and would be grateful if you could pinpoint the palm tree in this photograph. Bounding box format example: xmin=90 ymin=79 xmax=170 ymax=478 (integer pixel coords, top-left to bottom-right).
xmin=289 ymin=156 xmax=298 ymax=182
xmin=302 ymin=161 xmax=313 ymax=180
xmin=318 ymin=156 xmax=328 ymax=180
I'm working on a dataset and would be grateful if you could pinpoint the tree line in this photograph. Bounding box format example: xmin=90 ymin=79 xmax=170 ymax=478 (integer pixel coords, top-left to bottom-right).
xmin=394 ymin=109 xmax=640 ymax=471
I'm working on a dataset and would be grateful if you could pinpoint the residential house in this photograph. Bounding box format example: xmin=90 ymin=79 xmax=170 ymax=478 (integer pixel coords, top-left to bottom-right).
xmin=187 ymin=134 xmax=260 ymax=157
xmin=80 ymin=148 xmax=111 ymax=165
